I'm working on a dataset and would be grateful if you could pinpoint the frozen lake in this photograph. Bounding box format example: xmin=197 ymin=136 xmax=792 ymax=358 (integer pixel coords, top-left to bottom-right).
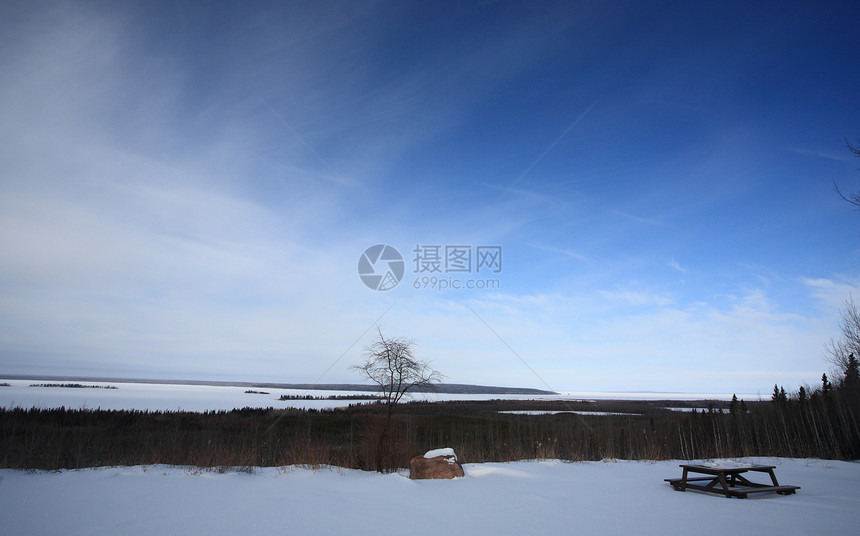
xmin=0 ymin=378 xmax=759 ymax=412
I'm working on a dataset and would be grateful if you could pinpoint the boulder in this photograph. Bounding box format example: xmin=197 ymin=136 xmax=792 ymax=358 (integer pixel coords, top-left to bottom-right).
xmin=409 ymin=448 xmax=464 ymax=479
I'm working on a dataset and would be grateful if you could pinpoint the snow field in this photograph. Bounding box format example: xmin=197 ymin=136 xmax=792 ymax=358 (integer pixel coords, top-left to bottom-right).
xmin=1 ymin=458 xmax=857 ymax=536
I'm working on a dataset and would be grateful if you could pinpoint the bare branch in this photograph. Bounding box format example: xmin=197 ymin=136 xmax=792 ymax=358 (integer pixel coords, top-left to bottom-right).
xmin=846 ymin=137 xmax=860 ymax=158
xmin=834 ymin=180 xmax=860 ymax=209
xmin=834 ymin=137 xmax=860 ymax=209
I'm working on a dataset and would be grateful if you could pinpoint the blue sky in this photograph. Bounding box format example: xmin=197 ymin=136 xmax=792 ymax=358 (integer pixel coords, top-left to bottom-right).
xmin=1 ymin=1 xmax=859 ymax=394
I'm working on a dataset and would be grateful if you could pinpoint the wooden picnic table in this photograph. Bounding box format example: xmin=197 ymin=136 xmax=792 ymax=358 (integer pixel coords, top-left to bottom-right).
xmin=665 ymin=463 xmax=800 ymax=499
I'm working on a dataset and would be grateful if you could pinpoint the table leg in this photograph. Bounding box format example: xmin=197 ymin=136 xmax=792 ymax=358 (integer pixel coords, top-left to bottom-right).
xmin=680 ymin=467 xmax=688 ymax=492
xmin=766 ymin=468 xmax=780 ymax=486
xmin=733 ymin=472 xmax=756 ymax=487
xmin=718 ymin=472 xmax=731 ymax=498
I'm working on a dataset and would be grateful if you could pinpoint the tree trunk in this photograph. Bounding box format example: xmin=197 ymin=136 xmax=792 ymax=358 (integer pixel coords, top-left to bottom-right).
xmin=375 ymin=403 xmax=394 ymax=472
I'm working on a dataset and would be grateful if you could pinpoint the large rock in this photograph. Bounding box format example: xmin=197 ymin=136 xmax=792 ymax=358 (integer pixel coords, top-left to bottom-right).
xmin=409 ymin=448 xmax=465 ymax=479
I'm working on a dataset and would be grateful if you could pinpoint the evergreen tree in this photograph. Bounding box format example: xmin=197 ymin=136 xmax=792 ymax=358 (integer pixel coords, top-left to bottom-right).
xmin=772 ymin=385 xmax=788 ymax=408
xmin=843 ymin=353 xmax=860 ymax=395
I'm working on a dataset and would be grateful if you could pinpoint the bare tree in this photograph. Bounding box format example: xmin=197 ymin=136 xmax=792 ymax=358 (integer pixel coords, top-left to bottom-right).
xmin=354 ymin=327 xmax=443 ymax=413
xmin=829 ymin=138 xmax=860 ymax=380
xmin=353 ymin=326 xmax=443 ymax=471
xmin=825 ymin=297 xmax=860 ymax=379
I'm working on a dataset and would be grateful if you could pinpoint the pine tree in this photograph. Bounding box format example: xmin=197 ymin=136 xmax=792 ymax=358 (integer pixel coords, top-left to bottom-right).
xmin=772 ymin=385 xmax=788 ymax=408
xmin=843 ymin=353 xmax=860 ymax=395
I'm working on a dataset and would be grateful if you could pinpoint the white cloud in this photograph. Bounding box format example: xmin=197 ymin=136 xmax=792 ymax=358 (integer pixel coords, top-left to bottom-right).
xmin=802 ymin=276 xmax=860 ymax=312
xmin=597 ymin=288 xmax=674 ymax=307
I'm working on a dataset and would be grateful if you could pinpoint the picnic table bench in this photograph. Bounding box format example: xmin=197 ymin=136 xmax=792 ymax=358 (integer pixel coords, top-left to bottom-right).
xmin=665 ymin=463 xmax=800 ymax=499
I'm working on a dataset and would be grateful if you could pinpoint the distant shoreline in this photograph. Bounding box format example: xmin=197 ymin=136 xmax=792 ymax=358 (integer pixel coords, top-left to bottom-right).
xmin=0 ymin=374 xmax=557 ymax=396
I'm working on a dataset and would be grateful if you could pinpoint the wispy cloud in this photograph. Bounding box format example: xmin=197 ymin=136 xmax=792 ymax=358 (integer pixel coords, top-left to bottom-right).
xmin=802 ymin=277 xmax=860 ymax=312
xmin=786 ymin=146 xmax=852 ymax=163
xmin=0 ymin=5 xmax=394 ymax=382
xmin=525 ymin=243 xmax=589 ymax=263
xmin=667 ymin=257 xmax=687 ymax=273
xmin=400 ymin=284 xmax=835 ymax=392
xmin=597 ymin=288 xmax=674 ymax=307
xmin=609 ymin=209 xmax=662 ymax=226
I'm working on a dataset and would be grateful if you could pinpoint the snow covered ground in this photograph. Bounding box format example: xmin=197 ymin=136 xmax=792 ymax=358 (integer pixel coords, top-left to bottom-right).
xmin=0 ymin=379 xmax=758 ymax=411
xmin=0 ymin=458 xmax=856 ymax=535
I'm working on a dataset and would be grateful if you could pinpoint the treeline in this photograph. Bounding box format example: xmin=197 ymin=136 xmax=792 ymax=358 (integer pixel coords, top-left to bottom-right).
xmin=29 ymin=383 xmax=118 ymax=389
xmin=1 ymin=391 xmax=857 ymax=472
xmin=2 ymin=357 xmax=856 ymax=471
xmin=0 ymin=407 xmax=357 ymax=471
xmin=744 ymin=357 xmax=860 ymax=460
